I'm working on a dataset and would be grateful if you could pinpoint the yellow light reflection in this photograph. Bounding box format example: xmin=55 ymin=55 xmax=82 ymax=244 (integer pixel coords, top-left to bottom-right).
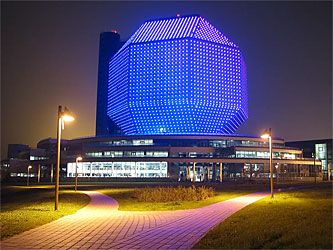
xmin=62 ymin=115 xmax=75 ymax=122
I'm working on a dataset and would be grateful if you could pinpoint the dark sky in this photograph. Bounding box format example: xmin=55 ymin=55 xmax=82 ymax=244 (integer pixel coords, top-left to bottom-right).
xmin=1 ymin=1 xmax=332 ymax=159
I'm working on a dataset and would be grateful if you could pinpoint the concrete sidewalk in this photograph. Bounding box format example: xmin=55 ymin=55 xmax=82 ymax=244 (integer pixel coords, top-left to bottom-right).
xmin=1 ymin=190 xmax=270 ymax=250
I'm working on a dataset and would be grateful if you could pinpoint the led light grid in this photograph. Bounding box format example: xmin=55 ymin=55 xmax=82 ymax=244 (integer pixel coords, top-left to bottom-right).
xmin=188 ymin=39 xmax=246 ymax=134
xmin=193 ymin=17 xmax=236 ymax=48
xmin=129 ymin=40 xmax=194 ymax=134
xmin=114 ymin=16 xmax=237 ymax=58
xmin=108 ymin=15 xmax=248 ymax=135
xmin=107 ymin=47 xmax=136 ymax=133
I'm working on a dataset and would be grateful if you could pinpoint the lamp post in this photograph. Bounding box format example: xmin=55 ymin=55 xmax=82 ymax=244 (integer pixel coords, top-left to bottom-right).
xmin=55 ymin=106 xmax=75 ymax=211
xmin=193 ymin=162 xmax=196 ymax=183
xmin=27 ymin=165 xmax=32 ymax=186
xmin=261 ymin=128 xmax=273 ymax=198
xmin=312 ymin=152 xmax=316 ymax=184
xmin=75 ymin=156 xmax=82 ymax=192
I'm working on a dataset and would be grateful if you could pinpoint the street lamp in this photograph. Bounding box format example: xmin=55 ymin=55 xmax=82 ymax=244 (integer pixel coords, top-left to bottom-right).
xmin=27 ymin=165 xmax=32 ymax=186
xmin=261 ymin=128 xmax=273 ymax=198
xmin=55 ymin=106 xmax=75 ymax=211
xmin=75 ymin=156 xmax=82 ymax=192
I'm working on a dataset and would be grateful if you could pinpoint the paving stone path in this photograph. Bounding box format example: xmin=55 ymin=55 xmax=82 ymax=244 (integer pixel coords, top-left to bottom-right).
xmin=1 ymin=189 xmax=272 ymax=250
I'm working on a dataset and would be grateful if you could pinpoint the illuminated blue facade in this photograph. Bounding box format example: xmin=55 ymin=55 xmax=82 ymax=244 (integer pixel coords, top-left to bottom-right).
xmin=108 ymin=15 xmax=248 ymax=135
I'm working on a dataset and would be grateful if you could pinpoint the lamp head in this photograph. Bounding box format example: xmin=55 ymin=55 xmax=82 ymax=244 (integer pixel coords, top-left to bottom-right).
xmin=62 ymin=106 xmax=75 ymax=122
xmin=261 ymin=134 xmax=270 ymax=139
xmin=28 ymin=165 xmax=32 ymax=169
xmin=76 ymin=156 xmax=83 ymax=161
xmin=261 ymin=128 xmax=272 ymax=138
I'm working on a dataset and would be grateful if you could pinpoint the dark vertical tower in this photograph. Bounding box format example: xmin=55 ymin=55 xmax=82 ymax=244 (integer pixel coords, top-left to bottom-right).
xmin=96 ymin=31 xmax=124 ymax=136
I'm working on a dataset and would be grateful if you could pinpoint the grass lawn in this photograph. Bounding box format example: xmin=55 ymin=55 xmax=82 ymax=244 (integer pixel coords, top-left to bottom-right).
xmin=0 ymin=187 xmax=90 ymax=240
xmin=99 ymin=187 xmax=251 ymax=211
xmin=194 ymin=183 xmax=332 ymax=249
xmin=97 ymin=183 xmax=275 ymax=211
xmin=93 ymin=182 xmax=315 ymax=211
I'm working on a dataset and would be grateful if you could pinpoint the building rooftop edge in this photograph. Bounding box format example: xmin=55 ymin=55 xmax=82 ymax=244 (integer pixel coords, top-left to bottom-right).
xmin=37 ymin=134 xmax=284 ymax=144
xmin=286 ymin=138 xmax=333 ymax=143
xmin=144 ymin=14 xmax=201 ymax=23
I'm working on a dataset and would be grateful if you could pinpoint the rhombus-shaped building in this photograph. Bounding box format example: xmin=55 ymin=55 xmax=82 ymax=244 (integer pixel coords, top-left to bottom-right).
xmin=108 ymin=15 xmax=248 ymax=135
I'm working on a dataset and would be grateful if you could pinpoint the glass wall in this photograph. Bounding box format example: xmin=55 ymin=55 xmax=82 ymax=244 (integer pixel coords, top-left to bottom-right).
xmin=316 ymin=143 xmax=328 ymax=179
xmin=87 ymin=139 xmax=154 ymax=146
xmin=67 ymin=161 xmax=167 ymax=178
xmin=30 ymin=156 xmax=48 ymax=161
xmin=235 ymin=151 xmax=297 ymax=159
xmin=85 ymin=151 xmax=168 ymax=158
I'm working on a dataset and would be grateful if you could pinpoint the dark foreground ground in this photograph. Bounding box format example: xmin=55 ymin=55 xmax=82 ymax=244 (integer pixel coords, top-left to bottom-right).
xmin=194 ymin=183 xmax=332 ymax=249
xmin=1 ymin=181 xmax=332 ymax=249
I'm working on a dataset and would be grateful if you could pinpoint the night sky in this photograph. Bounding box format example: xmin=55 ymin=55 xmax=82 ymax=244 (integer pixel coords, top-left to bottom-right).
xmin=1 ymin=1 xmax=332 ymax=159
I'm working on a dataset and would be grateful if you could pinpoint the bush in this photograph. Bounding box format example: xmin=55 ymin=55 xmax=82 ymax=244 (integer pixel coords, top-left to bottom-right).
xmin=134 ymin=185 xmax=214 ymax=202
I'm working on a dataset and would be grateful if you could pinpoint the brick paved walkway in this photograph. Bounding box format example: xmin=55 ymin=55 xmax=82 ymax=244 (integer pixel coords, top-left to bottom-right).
xmin=1 ymin=190 xmax=270 ymax=250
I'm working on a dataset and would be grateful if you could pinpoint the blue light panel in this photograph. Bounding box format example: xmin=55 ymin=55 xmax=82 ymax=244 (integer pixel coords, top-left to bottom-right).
xmin=108 ymin=15 xmax=248 ymax=135
xmin=107 ymin=47 xmax=136 ymax=134
xmin=114 ymin=16 xmax=237 ymax=58
xmin=194 ymin=17 xmax=237 ymax=48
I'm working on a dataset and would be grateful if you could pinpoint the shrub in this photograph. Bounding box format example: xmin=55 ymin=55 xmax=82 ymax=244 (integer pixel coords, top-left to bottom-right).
xmin=134 ymin=185 xmax=214 ymax=202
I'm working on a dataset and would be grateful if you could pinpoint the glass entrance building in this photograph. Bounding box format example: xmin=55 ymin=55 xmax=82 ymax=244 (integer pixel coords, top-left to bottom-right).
xmin=57 ymin=134 xmax=321 ymax=181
